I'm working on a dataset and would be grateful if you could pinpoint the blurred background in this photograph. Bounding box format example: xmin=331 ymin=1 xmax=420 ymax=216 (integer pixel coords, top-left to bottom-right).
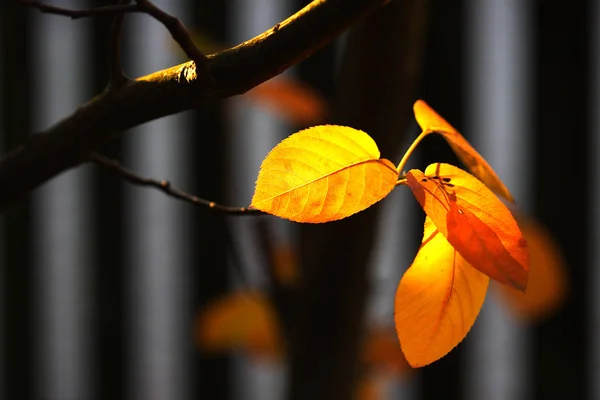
xmin=0 ymin=0 xmax=591 ymax=399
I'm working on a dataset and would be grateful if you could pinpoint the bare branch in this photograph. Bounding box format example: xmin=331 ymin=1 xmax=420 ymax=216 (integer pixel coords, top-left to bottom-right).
xmin=107 ymin=0 xmax=130 ymax=89
xmin=91 ymin=153 xmax=262 ymax=215
xmin=0 ymin=0 xmax=390 ymax=212
xmin=21 ymin=0 xmax=207 ymax=70
xmin=135 ymin=0 xmax=208 ymax=76
xmin=20 ymin=1 xmax=139 ymax=18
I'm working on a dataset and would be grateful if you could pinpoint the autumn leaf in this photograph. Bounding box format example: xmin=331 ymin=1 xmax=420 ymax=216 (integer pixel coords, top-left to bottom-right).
xmin=356 ymin=374 xmax=385 ymax=400
xmin=413 ymin=100 xmax=514 ymax=203
xmin=271 ymin=243 xmax=301 ymax=287
xmin=185 ymin=30 xmax=328 ymax=125
xmin=245 ymin=77 xmax=329 ymax=125
xmin=251 ymin=125 xmax=398 ymax=223
xmin=194 ymin=292 xmax=282 ymax=360
xmin=395 ymin=217 xmax=489 ymax=367
xmin=405 ymin=163 xmax=528 ymax=291
xmin=495 ymin=217 xmax=567 ymax=321
xmin=362 ymin=327 xmax=410 ymax=375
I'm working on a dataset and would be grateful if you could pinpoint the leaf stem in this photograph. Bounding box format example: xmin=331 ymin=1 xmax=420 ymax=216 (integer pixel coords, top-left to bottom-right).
xmin=396 ymin=130 xmax=430 ymax=173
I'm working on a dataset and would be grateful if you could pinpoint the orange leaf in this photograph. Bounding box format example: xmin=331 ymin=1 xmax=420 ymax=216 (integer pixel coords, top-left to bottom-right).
xmin=406 ymin=163 xmax=528 ymax=291
xmin=413 ymin=100 xmax=514 ymax=203
xmin=251 ymin=125 xmax=398 ymax=223
xmin=245 ymin=77 xmax=329 ymax=125
xmin=361 ymin=327 xmax=410 ymax=375
xmin=395 ymin=217 xmax=489 ymax=367
xmin=356 ymin=374 xmax=385 ymax=400
xmin=194 ymin=292 xmax=282 ymax=359
xmin=271 ymin=243 xmax=301 ymax=287
xmin=496 ymin=217 xmax=567 ymax=321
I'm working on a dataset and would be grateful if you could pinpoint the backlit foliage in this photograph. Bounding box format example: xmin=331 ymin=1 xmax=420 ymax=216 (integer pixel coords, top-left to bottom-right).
xmin=249 ymin=100 xmax=568 ymax=367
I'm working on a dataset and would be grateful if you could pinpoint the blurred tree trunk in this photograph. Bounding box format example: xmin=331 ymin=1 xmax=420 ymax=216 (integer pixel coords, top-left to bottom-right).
xmin=287 ymin=1 xmax=428 ymax=399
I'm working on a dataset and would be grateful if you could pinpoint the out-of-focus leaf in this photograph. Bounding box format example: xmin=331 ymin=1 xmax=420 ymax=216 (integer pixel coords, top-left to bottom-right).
xmin=413 ymin=100 xmax=514 ymax=203
xmin=406 ymin=163 xmax=529 ymax=291
xmin=361 ymin=327 xmax=410 ymax=375
xmin=271 ymin=243 xmax=301 ymax=287
xmin=195 ymin=291 xmax=282 ymax=359
xmin=356 ymin=374 xmax=385 ymax=400
xmin=245 ymin=77 xmax=329 ymax=125
xmin=395 ymin=217 xmax=489 ymax=367
xmin=186 ymin=29 xmax=329 ymax=125
xmin=496 ymin=217 xmax=568 ymax=321
xmin=251 ymin=125 xmax=398 ymax=223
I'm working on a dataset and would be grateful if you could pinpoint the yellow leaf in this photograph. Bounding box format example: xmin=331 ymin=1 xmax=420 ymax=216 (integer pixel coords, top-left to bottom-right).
xmin=245 ymin=77 xmax=328 ymax=125
xmin=406 ymin=163 xmax=528 ymax=291
xmin=496 ymin=217 xmax=567 ymax=322
xmin=395 ymin=217 xmax=489 ymax=367
xmin=413 ymin=100 xmax=514 ymax=203
xmin=251 ymin=125 xmax=398 ymax=223
xmin=194 ymin=292 xmax=282 ymax=359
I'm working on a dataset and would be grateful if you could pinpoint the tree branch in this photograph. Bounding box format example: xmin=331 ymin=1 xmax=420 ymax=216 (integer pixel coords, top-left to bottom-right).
xmin=107 ymin=0 xmax=130 ymax=89
xmin=0 ymin=0 xmax=390 ymax=212
xmin=22 ymin=0 xmax=208 ymax=73
xmin=91 ymin=153 xmax=261 ymax=215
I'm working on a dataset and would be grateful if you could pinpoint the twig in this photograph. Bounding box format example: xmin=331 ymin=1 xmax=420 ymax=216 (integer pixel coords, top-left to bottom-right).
xmin=1 ymin=0 xmax=390 ymax=211
xmin=21 ymin=0 xmax=207 ymax=71
xmin=136 ymin=0 xmax=207 ymax=75
xmin=20 ymin=1 xmax=139 ymax=18
xmin=90 ymin=153 xmax=263 ymax=215
xmin=107 ymin=0 xmax=130 ymax=89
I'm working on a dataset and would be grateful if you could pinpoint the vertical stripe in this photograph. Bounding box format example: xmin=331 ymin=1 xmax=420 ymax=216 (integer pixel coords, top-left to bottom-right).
xmin=0 ymin=12 xmax=4 ymax=399
xmin=2 ymin=3 xmax=33 ymax=399
xmin=369 ymin=186 xmax=419 ymax=399
xmin=228 ymin=0 xmax=291 ymax=398
xmin=31 ymin=4 xmax=94 ymax=400
xmin=124 ymin=2 xmax=192 ymax=400
xmin=464 ymin=1 xmax=532 ymax=399
xmin=591 ymin=0 xmax=600 ymax=398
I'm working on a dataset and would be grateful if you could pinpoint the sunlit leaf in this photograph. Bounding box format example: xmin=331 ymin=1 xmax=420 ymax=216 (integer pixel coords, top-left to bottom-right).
xmin=194 ymin=292 xmax=282 ymax=359
xmin=406 ymin=163 xmax=528 ymax=291
xmin=246 ymin=77 xmax=328 ymax=125
xmin=496 ymin=217 xmax=567 ymax=321
xmin=361 ymin=327 xmax=410 ymax=375
xmin=395 ymin=217 xmax=489 ymax=367
xmin=251 ymin=125 xmax=398 ymax=223
xmin=413 ymin=100 xmax=514 ymax=203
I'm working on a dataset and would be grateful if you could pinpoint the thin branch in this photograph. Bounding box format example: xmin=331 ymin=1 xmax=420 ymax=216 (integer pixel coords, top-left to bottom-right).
xmin=91 ymin=153 xmax=263 ymax=215
xmin=135 ymin=0 xmax=208 ymax=76
xmin=107 ymin=0 xmax=130 ymax=89
xmin=21 ymin=0 xmax=207 ymax=71
xmin=20 ymin=1 xmax=139 ymax=18
xmin=0 ymin=0 xmax=390 ymax=211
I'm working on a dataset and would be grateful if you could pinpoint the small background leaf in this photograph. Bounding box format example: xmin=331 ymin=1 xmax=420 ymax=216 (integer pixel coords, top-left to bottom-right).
xmin=245 ymin=77 xmax=329 ymax=125
xmin=194 ymin=292 xmax=282 ymax=360
xmin=495 ymin=216 xmax=568 ymax=321
xmin=251 ymin=125 xmax=398 ymax=223
xmin=413 ymin=100 xmax=514 ymax=202
xmin=395 ymin=217 xmax=489 ymax=367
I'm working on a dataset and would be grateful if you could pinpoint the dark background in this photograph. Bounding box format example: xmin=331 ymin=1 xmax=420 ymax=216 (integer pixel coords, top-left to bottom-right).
xmin=0 ymin=0 xmax=591 ymax=399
